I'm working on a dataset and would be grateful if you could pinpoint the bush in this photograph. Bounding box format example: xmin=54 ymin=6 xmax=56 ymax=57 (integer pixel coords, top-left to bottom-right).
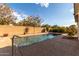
xmin=49 ymin=27 xmax=66 ymax=33
xmin=24 ymin=28 xmax=28 ymax=34
xmin=41 ymin=29 xmax=46 ymax=33
xmin=3 ymin=34 xmax=8 ymax=37
xmin=67 ymin=25 xmax=77 ymax=37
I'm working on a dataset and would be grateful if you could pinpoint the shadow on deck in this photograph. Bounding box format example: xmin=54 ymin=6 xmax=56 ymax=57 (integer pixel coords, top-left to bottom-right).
xmin=0 ymin=46 xmax=12 ymax=56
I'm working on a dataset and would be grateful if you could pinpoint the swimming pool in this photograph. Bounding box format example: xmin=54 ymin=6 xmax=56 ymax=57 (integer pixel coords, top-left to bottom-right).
xmin=13 ymin=34 xmax=57 ymax=47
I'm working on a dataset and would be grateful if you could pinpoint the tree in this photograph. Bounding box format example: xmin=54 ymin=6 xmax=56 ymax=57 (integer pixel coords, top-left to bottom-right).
xmin=42 ymin=24 xmax=50 ymax=32
xmin=49 ymin=25 xmax=67 ymax=33
xmin=0 ymin=3 xmax=16 ymax=25
xmin=67 ymin=25 xmax=77 ymax=37
xmin=18 ymin=16 xmax=42 ymax=27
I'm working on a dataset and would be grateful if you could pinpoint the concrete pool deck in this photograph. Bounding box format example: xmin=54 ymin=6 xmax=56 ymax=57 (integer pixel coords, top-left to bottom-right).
xmin=0 ymin=35 xmax=79 ymax=56
xmin=13 ymin=35 xmax=79 ymax=56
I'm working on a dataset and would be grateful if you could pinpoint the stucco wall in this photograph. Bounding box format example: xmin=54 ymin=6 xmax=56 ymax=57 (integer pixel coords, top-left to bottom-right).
xmin=0 ymin=25 xmax=43 ymax=36
xmin=74 ymin=3 xmax=79 ymax=15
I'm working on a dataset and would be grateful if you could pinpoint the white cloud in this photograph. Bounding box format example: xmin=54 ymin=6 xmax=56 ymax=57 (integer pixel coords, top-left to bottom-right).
xmin=36 ymin=3 xmax=49 ymax=8
xmin=12 ymin=11 xmax=28 ymax=23
xmin=62 ymin=19 xmax=77 ymax=27
xmin=69 ymin=8 xmax=74 ymax=13
xmin=60 ymin=22 xmax=77 ymax=27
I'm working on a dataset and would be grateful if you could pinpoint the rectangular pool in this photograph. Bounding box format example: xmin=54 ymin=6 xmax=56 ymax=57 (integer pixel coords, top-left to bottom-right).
xmin=13 ymin=34 xmax=58 ymax=47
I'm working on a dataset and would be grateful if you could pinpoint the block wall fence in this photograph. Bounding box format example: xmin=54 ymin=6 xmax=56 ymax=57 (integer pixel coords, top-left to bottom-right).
xmin=0 ymin=25 xmax=44 ymax=36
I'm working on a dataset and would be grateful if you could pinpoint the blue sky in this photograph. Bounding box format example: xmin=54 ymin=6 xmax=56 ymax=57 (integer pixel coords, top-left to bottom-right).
xmin=8 ymin=3 xmax=75 ymax=26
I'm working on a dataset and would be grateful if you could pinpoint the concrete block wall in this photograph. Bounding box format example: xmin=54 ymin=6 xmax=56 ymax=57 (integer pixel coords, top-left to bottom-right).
xmin=0 ymin=25 xmax=43 ymax=36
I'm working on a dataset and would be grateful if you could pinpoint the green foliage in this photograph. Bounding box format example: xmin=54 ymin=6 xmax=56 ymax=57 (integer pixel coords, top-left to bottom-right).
xmin=42 ymin=24 xmax=50 ymax=32
xmin=67 ymin=25 xmax=77 ymax=37
xmin=0 ymin=16 xmax=16 ymax=25
xmin=49 ymin=25 xmax=66 ymax=33
xmin=24 ymin=28 xmax=29 ymax=34
xmin=41 ymin=28 xmax=46 ymax=33
xmin=18 ymin=16 xmax=42 ymax=27
xmin=0 ymin=4 xmax=16 ymax=25
xmin=49 ymin=25 xmax=77 ymax=37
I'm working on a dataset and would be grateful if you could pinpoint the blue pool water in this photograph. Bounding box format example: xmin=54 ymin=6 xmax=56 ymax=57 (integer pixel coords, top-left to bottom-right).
xmin=13 ymin=34 xmax=57 ymax=47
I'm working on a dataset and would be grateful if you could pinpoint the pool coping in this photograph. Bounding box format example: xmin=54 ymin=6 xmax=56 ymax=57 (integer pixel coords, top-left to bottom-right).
xmin=13 ymin=32 xmax=49 ymax=38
